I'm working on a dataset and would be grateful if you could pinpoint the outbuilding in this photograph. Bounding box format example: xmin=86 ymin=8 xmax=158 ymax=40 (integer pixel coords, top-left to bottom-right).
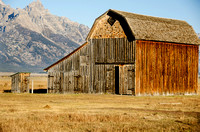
xmin=44 ymin=9 xmax=199 ymax=95
xmin=11 ymin=72 xmax=30 ymax=93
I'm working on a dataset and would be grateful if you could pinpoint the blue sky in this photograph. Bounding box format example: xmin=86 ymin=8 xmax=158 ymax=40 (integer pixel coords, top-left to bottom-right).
xmin=3 ymin=0 xmax=200 ymax=33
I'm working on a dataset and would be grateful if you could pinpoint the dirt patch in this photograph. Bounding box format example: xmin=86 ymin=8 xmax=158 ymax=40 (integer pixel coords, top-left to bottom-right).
xmin=8 ymin=108 xmax=17 ymax=113
xmin=43 ymin=105 xmax=51 ymax=109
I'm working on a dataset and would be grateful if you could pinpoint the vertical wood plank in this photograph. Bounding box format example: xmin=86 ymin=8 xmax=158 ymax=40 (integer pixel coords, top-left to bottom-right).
xmin=145 ymin=41 xmax=148 ymax=94
xmin=135 ymin=41 xmax=140 ymax=95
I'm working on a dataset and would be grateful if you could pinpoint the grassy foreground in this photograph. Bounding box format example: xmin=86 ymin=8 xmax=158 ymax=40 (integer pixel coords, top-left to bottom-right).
xmin=0 ymin=94 xmax=199 ymax=132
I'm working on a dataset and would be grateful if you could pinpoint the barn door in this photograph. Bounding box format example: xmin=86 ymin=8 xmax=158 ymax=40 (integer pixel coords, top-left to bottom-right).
xmin=64 ymin=72 xmax=68 ymax=93
xmin=48 ymin=74 xmax=54 ymax=93
xmin=106 ymin=70 xmax=112 ymax=93
xmin=74 ymin=75 xmax=81 ymax=93
xmin=54 ymin=72 xmax=60 ymax=93
xmin=60 ymin=72 xmax=64 ymax=93
xmin=118 ymin=65 xmax=134 ymax=95
xmin=127 ymin=66 xmax=135 ymax=95
xmin=105 ymin=65 xmax=115 ymax=94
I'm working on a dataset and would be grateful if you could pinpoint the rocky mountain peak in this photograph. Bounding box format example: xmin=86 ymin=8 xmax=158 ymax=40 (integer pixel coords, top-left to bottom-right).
xmin=30 ymin=0 xmax=43 ymax=7
xmin=0 ymin=1 xmax=90 ymax=72
xmin=25 ymin=0 xmax=45 ymax=12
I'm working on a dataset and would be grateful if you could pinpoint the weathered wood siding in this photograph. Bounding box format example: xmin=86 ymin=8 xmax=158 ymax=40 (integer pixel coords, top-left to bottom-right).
xmin=92 ymin=38 xmax=135 ymax=94
xmin=93 ymin=38 xmax=135 ymax=64
xmin=47 ymin=43 xmax=91 ymax=94
xmin=47 ymin=37 xmax=136 ymax=94
xmin=93 ymin=64 xmax=134 ymax=94
xmin=135 ymin=40 xmax=199 ymax=95
xmin=11 ymin=73 xmax=30 ymax=93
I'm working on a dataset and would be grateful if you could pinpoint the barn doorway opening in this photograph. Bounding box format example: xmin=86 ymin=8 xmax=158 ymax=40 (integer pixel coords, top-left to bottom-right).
xmin=115 ymin=66 xmax=119 ymax=94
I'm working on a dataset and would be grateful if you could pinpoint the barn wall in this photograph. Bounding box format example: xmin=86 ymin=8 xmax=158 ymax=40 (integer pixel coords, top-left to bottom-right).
xmin=91 ymin=38 xmax=135 ymax=94
xmin=20 ymin=73 xmax=30 ymax=92
xmin=89 ymin=15 xmax=126 ymax=39
xmin=47 ymin=43 xmax=91 ymax=94
xmin=93 ymin=38 xmax=135 ymax=64
xmin=135 ymin=40 xmax=199 ymax=95
xmin=47 ymin=14 xmax=136 ymax=94
xmin=88 ymin=14 xmax=135 ymax=94
xmin=11 ymin=74 xmax=20 ymax=93
xmin=93 ymin=64 xmax=134 ymax=94
xmin=47 ymin=37 xmax=136 ymax=94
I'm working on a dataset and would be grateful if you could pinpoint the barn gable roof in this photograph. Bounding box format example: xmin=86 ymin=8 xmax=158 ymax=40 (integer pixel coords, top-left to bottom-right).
xmin=87 ymin=9 xmax=199 ymax=45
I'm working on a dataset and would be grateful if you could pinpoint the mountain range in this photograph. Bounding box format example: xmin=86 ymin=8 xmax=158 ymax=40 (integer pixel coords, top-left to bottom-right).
xmin=0 ymin=0 xmax=89 ymax=72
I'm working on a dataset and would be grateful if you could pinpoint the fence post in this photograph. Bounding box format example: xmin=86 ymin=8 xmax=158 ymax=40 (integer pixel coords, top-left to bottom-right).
xmin=32 ymin=80 xmax=34 ymax=94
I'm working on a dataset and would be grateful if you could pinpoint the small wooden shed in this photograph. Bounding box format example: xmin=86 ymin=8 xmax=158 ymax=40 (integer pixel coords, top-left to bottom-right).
xmin=44 ymin=9 xmax=199 ymax=95
xmin=11 ymin=72 xmax=30 ymax=93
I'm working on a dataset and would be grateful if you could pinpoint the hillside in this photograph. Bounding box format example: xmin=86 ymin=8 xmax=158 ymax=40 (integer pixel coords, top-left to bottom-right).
xmin=0 ymin=0 xmax=89 ymax=72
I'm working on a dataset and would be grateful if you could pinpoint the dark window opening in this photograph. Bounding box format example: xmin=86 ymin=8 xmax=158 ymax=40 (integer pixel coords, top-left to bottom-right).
xmin=3 ymin=90 xmax=11 ymax=93
xmin=107 ymin=17 xmax=116 ymax=26
xmin=115 ymin=66 xmax=119 ymax=94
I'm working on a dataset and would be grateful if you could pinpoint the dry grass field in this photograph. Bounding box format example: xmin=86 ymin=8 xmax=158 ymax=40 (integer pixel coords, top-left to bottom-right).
xmin=0 ymin=94 xmax=199 ymax=132
xmin=0 ymin=73 xmax=13 ymax=93
xmin=0 ymin=77 xmax=11 ymax=93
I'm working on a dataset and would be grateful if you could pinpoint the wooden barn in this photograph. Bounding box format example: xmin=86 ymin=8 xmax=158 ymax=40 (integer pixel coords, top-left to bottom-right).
xmin=11 ymin=72 xmax=30 ymax=93
xmin=44 ymin=9 xmax=199 ymax=96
